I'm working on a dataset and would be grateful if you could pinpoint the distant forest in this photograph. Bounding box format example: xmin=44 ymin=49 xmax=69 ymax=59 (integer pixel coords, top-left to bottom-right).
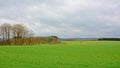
xmin=60 ymin=38 xmax=120 ymax=41
xmin=98 ymin=38 xmax=120 ymax=41
xmin=0 ymin=23 xmax=60 ymax=45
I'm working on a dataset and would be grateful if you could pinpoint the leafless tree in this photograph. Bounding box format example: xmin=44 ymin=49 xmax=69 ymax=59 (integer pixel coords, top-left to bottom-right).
xmin=0 ymin=23 xmax=11 ymax=45
xmin=12 ymin=24 xmax=29 ymax=45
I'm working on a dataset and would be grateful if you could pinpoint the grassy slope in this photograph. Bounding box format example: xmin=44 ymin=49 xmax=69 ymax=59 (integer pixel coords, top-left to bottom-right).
xmin=0 ymin=41 xmax=120 ymax=68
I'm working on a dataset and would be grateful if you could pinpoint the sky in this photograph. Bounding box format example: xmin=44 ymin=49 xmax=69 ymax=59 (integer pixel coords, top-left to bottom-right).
xmin=0 ymin=0 xmax=120 ymax=38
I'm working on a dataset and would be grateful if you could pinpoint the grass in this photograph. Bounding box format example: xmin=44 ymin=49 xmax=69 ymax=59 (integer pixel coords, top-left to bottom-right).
xmin=0 ymin=41 xmax=120 ymax=68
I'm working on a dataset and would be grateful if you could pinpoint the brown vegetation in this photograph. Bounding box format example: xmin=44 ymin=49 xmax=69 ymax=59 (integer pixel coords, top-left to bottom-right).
xmin=0 ymin=23 xmax=60 ymax=45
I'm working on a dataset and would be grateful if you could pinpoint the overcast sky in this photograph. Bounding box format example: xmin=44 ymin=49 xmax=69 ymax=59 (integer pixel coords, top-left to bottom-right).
xmin=0 ymin=0 xmax=120 ymax=38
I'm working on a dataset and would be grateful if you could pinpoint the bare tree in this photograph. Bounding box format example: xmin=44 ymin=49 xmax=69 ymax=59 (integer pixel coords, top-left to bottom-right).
xmin=0 ymin=25 xmax=5 ymax=45
xmin=0 ymin=23 xmax=11 ymax=45
xmin=12 ymin=24 xmax=29 ymax=45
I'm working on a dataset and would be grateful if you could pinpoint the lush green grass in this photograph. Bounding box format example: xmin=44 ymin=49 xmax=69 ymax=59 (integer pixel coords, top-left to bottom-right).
xmin=0 ymin=41 xmax=120 ymax=68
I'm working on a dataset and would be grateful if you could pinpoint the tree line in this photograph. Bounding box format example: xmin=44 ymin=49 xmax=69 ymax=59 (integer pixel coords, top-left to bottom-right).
xmin=98 ymin=38 xmax=120 ymax=41
xmin=0 ymin=23 xmax=60 ymax=45
xmin=0 ymin=23 xmax=33 ymax=45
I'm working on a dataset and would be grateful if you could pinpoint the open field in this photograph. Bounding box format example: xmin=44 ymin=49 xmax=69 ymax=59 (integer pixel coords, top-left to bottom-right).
xmin=0 ymin=41 xmax=120 ymax=68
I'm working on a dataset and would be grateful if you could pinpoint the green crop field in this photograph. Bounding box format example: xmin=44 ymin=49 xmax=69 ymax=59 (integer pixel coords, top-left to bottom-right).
xmin=0 ymin=41 xmax=120 ymax=68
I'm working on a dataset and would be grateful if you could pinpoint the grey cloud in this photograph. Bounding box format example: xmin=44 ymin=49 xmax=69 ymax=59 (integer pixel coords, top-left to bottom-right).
xmin=0 ymin=0 xmax=120 ymax=38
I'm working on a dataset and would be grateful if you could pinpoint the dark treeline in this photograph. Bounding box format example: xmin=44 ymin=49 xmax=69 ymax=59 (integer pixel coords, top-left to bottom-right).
xmin=98 ymin=38 xmax=120 ymax=41
xmin=0 ymin=23 xmax=60 ymax=45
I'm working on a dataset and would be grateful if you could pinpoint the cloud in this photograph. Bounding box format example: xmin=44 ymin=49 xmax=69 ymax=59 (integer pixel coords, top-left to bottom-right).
xmin=0 ymin=0 xmax=120 ymax=38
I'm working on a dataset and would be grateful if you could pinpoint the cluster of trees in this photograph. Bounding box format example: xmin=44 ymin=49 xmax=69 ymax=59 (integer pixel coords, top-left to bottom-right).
xmin=0 ymin=23 xmax=33 ymax=45
xmin=0 ymin=23 xmax=60 ymax=45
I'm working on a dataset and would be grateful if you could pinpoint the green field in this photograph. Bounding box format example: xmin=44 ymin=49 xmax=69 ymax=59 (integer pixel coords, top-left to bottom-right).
xmin=0 ymin=41 xmax=120 ymax=68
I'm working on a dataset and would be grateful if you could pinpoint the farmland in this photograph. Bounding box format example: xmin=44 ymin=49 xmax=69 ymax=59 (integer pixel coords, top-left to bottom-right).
xmin=0 ymin=41 xmax=120 ymax=68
